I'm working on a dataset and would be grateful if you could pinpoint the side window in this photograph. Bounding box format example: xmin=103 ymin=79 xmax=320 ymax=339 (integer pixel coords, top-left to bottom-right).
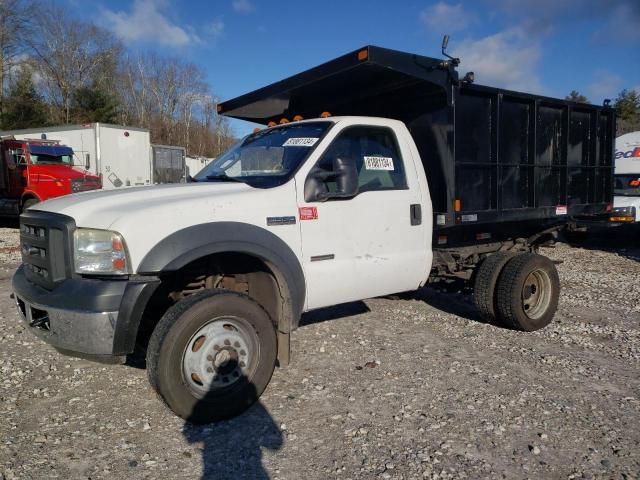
xmin=313 ymin=126 xmax=407 ymax=195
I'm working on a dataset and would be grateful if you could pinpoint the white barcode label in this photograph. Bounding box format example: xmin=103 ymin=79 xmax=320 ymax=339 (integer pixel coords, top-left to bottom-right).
xmin=364 ymin=156 xmax=394 ymax=170
xmin=283 ymin=137 xmax=319 ymax=147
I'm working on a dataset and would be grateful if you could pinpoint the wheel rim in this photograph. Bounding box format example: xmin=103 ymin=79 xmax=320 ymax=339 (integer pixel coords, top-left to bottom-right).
xmin=182 ymin=316 xmax=259 ymax=397
xmin=521 ymin=269 xmax=552 ymax=320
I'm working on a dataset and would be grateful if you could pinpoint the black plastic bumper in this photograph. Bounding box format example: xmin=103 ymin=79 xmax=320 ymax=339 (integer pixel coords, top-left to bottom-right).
xmin=12 ymin=265 xmax=159 ymax=357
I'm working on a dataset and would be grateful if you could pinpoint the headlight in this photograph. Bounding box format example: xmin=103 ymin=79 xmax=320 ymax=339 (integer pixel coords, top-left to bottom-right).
xmin=73 ymin=229 xmax=130 ymax=275
xmin=612 ymin=206 xmax=635 ymax=215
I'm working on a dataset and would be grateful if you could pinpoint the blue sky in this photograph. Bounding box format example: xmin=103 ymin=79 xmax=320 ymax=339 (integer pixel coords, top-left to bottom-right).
xmin=66 ymin=0 xmax=639 ymax=136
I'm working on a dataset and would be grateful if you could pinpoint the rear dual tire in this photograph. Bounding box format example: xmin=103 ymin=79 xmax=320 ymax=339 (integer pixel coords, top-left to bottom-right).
xmin=474 ymin=253 xmax=560 ymax=331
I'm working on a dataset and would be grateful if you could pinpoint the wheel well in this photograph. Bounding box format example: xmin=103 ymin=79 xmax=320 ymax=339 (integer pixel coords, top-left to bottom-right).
xmin=136 ymin=252 xmax=283 ymax=349
xmin=21 ymin=194 xmax=38 ymax=207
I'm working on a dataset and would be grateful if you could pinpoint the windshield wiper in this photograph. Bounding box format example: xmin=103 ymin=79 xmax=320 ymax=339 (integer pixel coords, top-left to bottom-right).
xmin=205 ymin=172 xmax=244 ymax=183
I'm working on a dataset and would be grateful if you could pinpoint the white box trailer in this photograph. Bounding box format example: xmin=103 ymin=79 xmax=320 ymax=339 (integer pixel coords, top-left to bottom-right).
xmin=185 ymin=155 xmax=213 ymax=177
xmin=0 ymin=123 xmax=186 ymax=189
xmin=612 ymin=131 xmax=640 ymax=223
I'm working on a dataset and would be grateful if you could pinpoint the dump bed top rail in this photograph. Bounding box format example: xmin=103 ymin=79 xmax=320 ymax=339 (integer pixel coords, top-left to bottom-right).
xmin=218 ymin=46 xmax=454 ymax=124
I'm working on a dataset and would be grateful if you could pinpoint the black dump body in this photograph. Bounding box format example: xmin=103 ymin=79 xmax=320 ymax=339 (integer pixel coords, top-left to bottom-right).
xmin=219 ymin=46 xmax=615 ymax=247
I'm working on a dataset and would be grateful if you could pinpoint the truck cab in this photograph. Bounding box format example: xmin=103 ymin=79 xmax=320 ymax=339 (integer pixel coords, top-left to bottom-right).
xmin=612 ymin=131 xmax=640 ymax=224
xmin=0 ymin=137 xmax=102 ymax=215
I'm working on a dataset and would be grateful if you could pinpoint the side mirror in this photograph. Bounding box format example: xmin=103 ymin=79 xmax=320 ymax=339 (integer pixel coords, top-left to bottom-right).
xmin=85 ymin=153 xmax=90 ymax=170
xmin=442 ymin=35 xmax=449 ymax=51
xmin=304 ymin=156 xmax=359 ymax=202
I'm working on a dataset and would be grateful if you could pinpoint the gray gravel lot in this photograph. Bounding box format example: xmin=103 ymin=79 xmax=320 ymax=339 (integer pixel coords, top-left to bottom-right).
xmin=1 ymin=227 xmax=639 ymax=480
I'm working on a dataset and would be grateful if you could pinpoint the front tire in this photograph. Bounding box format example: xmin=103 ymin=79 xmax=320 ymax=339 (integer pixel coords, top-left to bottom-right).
xmin=147 ymin=289 xmax=277 ymax=424
xmin=495 ymin=253 xmax=560 ymax=331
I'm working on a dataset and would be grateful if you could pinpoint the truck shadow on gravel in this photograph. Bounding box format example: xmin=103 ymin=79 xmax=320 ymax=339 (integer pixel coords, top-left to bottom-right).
xmin=182 ymin=381 xmax=283 ymax=480
xmin=562 ymin=228 xmax=640 ymax=262
xmin=401 ymin=287 xmax=498 ymax=327
xmin=299 ymin=300 xmax=371 ymax=326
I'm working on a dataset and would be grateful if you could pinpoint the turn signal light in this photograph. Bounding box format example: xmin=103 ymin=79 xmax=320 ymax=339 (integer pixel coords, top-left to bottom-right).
xmin=216 ymin=105 xmax=222 ymax=113
xmin=454 ymin=199 xmax=461 ymax=212
xmin=357 ymin=49 xmax=369 ymax=61
xmin=610 ymin=216 xmax=635 ymax=223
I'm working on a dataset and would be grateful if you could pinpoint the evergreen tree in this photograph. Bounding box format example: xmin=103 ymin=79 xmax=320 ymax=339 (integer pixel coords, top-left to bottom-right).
xmin=0 ymin=68 xmax=48 ymax=130
xmin=71 ymin=84 xmax=119 ymax=123
xmin=565 ymin=90 xmax=589 ymax=103
xmin=614 ymin=89 xmax=640 ymax=135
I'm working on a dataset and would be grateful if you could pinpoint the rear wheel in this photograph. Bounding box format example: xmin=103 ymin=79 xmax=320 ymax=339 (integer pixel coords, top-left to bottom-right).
xmin=147 ymin=289 xmax=277 ymax=424
xmin=473 ymin=252 xmax=515 ymax=323
xmin=495 ymin=253 xmax=560 ymax=331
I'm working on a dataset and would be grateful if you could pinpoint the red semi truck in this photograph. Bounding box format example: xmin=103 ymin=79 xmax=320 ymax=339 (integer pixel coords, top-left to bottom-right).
xmin=0 ymin=137 xmax=102 ymax=216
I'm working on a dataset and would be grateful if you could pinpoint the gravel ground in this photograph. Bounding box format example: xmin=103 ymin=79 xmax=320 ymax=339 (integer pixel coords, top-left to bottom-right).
xmin=1 ymin=227 xmax=639 ymax=479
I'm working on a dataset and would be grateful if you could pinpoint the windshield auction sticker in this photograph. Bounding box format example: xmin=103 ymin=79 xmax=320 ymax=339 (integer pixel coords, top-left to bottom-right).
xmin=364 ymin=156 xmax=394 ymax=170
xmin=283 ymin=138 xmax=319 ymax=147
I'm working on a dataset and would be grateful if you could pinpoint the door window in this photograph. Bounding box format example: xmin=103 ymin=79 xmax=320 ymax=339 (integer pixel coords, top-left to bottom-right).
xmin=312 ymin=126 xmax=407 ymax=195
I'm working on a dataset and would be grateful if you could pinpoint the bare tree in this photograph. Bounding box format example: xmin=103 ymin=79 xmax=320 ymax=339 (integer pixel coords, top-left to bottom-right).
xmin=27 ymin=3 xmax=121 ymax=123
xmin=0 ymin=0 xmax=31 ymax=120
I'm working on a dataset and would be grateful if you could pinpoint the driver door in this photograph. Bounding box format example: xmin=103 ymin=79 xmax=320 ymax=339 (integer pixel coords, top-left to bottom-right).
xmin=296 ymin=123 xmax=428 ymax=310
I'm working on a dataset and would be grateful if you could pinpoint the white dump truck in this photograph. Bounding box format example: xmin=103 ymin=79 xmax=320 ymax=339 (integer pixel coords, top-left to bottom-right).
xmin=12 ymin=46 xmax=614 ymax=423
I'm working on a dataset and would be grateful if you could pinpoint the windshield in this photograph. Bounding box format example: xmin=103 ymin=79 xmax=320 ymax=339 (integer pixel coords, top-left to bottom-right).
xmin=29 ymin=153 xmax=74 ymax=166
xmin=194 ymin=121 xmax=333 ymax=188
xmin=614 ymin=174 xmax=640 ymax=197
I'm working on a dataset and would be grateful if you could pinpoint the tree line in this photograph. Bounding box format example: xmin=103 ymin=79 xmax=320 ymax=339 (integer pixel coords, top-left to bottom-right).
xmin=566 ymin=89 xmax=640 ymax=136
xmin=0 ymin=0 xmax=235 ymax=157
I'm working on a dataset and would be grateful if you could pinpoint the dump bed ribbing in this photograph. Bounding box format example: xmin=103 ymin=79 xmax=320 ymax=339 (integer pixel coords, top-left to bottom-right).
xmin=219 ymin=46 xmax=615 ymax=245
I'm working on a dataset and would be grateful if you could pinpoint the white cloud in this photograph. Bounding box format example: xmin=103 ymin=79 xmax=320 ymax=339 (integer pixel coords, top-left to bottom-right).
xmin=452 ymin=27 xmax=543 ymax=93
xmin=419 ymin=2 xmax=474 ymax=32
xmin=232 ymin=0 xmax=255 ymax=14
xmin=102 ymin=0 xmax=196 ymax=47
xmin=586 ymin=70 xmax=622 ymax=101
xmin=207 ymin=19 xmax=225 ymax=39
xmin=598 ymin=2 xmax=640 ymax=42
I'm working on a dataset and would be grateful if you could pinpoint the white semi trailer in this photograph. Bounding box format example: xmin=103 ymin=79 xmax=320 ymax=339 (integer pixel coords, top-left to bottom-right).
xmin=0 ymin=123 xmax=185 ymax=189
xmin=612 ymin=131 xmax=640 ymax=223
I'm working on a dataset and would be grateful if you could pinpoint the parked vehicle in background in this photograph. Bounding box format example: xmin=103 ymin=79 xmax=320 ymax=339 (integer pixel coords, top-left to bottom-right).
xmin=152 ymin=144 xmax=187 ymax=184
xmin=612 ymin=131 xmax=640 ymax=224
xmin=12 ymin=44 xmax=615 ymax=423
xmin=185 ymin=155 xmax=214 ymax=178
xmin=0 ymin=137 xmax=101 ymax=216
xmin=1 ymin=124 xmax=186 ymax=189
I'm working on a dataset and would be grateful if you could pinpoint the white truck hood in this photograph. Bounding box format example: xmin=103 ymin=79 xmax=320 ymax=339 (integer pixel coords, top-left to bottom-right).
xmin=31 ymin=181 xmax=301 ymax=272
xmin=33 ymin=183 xmax=253 ymax=228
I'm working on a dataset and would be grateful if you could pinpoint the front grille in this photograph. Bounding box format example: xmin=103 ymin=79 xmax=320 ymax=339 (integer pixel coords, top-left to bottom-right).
xmin=71 ymin=178 xmax=101 ymax=193
xmin=20 ymin=211 xmax=75 ymax=290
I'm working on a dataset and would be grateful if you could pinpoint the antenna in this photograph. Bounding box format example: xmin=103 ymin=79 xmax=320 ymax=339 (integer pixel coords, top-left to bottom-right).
xmin=441 ymin=34 xmax=460 ymax=68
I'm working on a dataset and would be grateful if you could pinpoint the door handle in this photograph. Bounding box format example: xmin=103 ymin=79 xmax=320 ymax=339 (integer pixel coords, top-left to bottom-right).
xmin=410 ymin=204 xmax=422 ymax=226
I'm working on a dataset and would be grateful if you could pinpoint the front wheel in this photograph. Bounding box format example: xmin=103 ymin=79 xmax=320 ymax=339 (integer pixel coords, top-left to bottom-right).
xmin=495 ymin=253 xmax=560 ymax=331
xmin=147 ymin=289 xmax=277 ymax=424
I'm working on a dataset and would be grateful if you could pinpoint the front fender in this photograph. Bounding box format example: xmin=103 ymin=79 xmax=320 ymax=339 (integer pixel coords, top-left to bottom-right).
xmin=137 ymin=221 xmax=305 ymax=331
